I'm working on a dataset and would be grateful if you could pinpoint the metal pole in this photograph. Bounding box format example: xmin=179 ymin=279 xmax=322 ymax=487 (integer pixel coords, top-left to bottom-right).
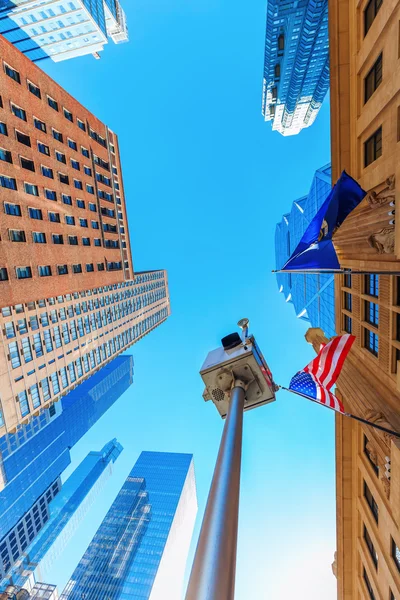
xmin=185 ymin=381 xmax=246 ymax=600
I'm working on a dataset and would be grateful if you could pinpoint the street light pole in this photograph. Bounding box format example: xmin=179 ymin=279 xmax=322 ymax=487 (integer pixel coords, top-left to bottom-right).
xmin=185 ymin=381 xmax=245 ymax=600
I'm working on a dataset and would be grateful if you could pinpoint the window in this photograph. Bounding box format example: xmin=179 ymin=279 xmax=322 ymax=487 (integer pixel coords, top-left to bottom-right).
xmin=47 ymin=96 xmax=58 ymax=111
xmin=344 ymin=292 xmax=352 ymax=312
xmin=94 ymin=238 xmax=101 ymax=246
xmin=73 ymin=264 xmax=82 ymax=274
xmin=20 ymin=156 xmax=35 ymax=171
xmin=52 ymin=129 xmax=63 ymax=143
xmin=364 ymin=525 xmax=378 ymax=568
xmin=45 ymin=189 xmax=56 ymax=201
xmin=365 ymin=127 xmax=382 ymax=166
xmin=91 ymin=220 xmax=99 ymax=229
xmin=5 ymin=202 xmax=21 ymax=216
xmin=86 ymin=184 xmax=94 ymax=194
xmin=52 ymin=234 xmax=63 ymax=244
xmin=68 ymin=138 xmax=77 ymax=151
xmin=363 ymin=481 xmax=378 ymax=523
xmin=0 ymin=148 xmax=12 ymax=163
xmin=364 ymin=435 xmax=379 ymax=475
xmin=77 ymin=118 xmax=86 ymax=131
xmin=84 ymin=165 xmax=92 ymax=176
xmin=10 ymin=229 xmax=26 ymax=242
xmin=16 ymin=266 xmax=32 ymax=279
xmin=344 ymin=315 xmax=352 ymax=333
xmin=74 ymin=179 xmax=83 ymax=190
xmin=364 ymin=0 xmax=383 ymax=35
xmin=364 ymin=328 xmax=379 ymax=355
xmin=34 ymin=118 xmax=46 ymax=133
xmin=48 ymin=211 xmax=60 ymax=223
xmin=390 ymin=590 xmax=396 ymax=600
xmin=28 ymin=207 xmax=42 ymax=220
xmin=38 ymin=265 xmax=51 ymax=277
xmin=0 ymin=122 xmax=8 ymax=136
xmin=28 ymin=81 xmax=41 ymax=98
xmin=18 ymin=391 xmax=30 ymax=417
xmin=62 ymin=194 xmax=72 ymax=206
xmin=88 ymin=202 xmax=97 ymax=212
xmin=55 ymin=150 xmax=66 ymax=163
xmin=24 ymin=182 xmax=39 ymax=196
xmin=365 ymin=301 xmax=379 ymax=327
xmin=86 ymin=263 xmax=94 ymax=272
xmin=9 ymin=341 xmax=21 ymax=368
xmin=4 ymin=64 xmax=20 ymax=83
xmin=32 ymin=232 xmax=46 ymax=243
xmin=41 ymin=165 xmax=54 ymax=178
xmin=79 ymin=218 xmax=88 ymax=228
xmin=63 ymin=108 xmax=73 ymax=121
xmin=97 ymin=262 xmax=104 ymax=271
xmin=277 ymin=34 xmax=284 ymax=51
xmin=71 ymin=159 xmax=80 ymax=170
xmin=68 ymin=235 xmax=78 ymax=245
xmin=65 ymin=215 xmax=75 ymax=225
xmin=57 ymin=264 xmax=68 ymax=275
xmin=365 ymin=54 xmax=382 ymax=103
xmin=50 ymin=372 xmax=60 ymax=395
xmin=59 ymin=173 xmax=69 ymax=184
xmin=0 ymin=175 xmax=17 ymax=190
xmin=82 ymin=237 xmax=90 ymax=246
xmin=363 ymin=567 xmax=376 ymax=600
xmin=365 ymin=274 xmax=379 ymax=297
xmin=37 ymin=141 xmax=50 ymax=155
xmin=11 ymin=104 xmax=26 ymax=121
xmin=76 ymin=199 xmax=85 ymax=208
xmin=392 ymin=538 xmax=400 ymax=572
xmin=81 ymin=146 xmax=89 ymax=158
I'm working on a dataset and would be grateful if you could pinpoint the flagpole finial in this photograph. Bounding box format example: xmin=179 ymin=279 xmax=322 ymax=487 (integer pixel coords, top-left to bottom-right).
xmin=237 ymin=318 xmax=249 ymax=342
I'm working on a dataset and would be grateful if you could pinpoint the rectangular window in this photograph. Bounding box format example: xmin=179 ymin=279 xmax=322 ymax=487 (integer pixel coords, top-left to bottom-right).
xmin=84 ymin=165 xmax=92 ymax=176
xmin=80 ymin=218 xmax=88 ymax=228
xmin=86 ymin=184 xmax=94 ymax=194
xmin=9 ymin=341 xmax=21 ymax=368
xmin=20 ymin=156 xmax=35 ymax=171
xmin=30 ymin=383 xmax=41 ymax=408
xmin=41 ymin=165 xmax=54 ymax=179
xmin=365 ymin=301 xmax=379 ymax=327
xmin=28 ymin=81 xmax=41 ymax=98
xmin=38 ymin=265 xmax=51 ymax=277
xmin=41 ymin=378 xmax=51 ymax=402
xmin=344 ymin=314 xmax=352 ymax=333
xmin=86 ymin=263 xmax=94 ymax=272
xmin=68 ymin=362 xmax=76 ymax=383
xmin=68 ymin=235 xmax=78 ymax=245
xmin=94 ymin=238 xmax=101 ymax=246
xmin=18 ymin=391 xmax=30 ymax=417
xmin=77 ymin=118 xmax=86 ymax=131
xmin=52 ymin=234 xmax=64 ymax=245
xmin=55 ymin=150 xmax=66 ymax=164
xmin=76 ymin=199 xmax=85 ymax=209
xmin=0 ymin=175 xmax=17 ymax=190
xmin=364 ymin=0 xmax=383 ymax=36
xmin=48 ymin=212 xmax=60 ymax=223
xmin=34 ymin=118 xmax=46 ymax=133
xmin=24 ymin=182 xmax=39 ymax=196
xmin=393 ymin=538 xmax=400 ymax=572
xmin=21 ymin=336 xmax=33 ymax=363
xmin=28 ymin=207 xmax=42 ymax=220
xmin=364 ymin=328 xmax=378 ymax=356
xmin=63 ymin=108 xmax=73 ymax=121
xmin=363 ymin=481 xmax=378 ymax=523
xmin=365 ymin=127 xmax=382 ymax=167
xmin=11 ymin=104 xmax=26 ymax=121
xmin=71 ymin=159 xmax=80 ymax=170
xmin=365 ymin=274 xmax=379 ymax=297
xmin=50 ymin=372 xmax=60 ymax=395
xmin=0 ymin=122 xmax=8 ymax=136
xmin=91 ymin=220 xmax=99 ymax=229
xmin=364 ymin=525 xmax=378 ymax=568
xmin=4 ymin=63 xmax=21 ymax=83
xmin=81 ymin=146 xmax=89 ymax=158
xmin=68 ymin=138 xmax=77 ymax=150
xmin=52 ymin=129 xmax=63 ymax=143
xmin=37 ymin=141 xmax=50 ymax=155
xmin=62 ymin=194 xmax=72 ymax=206
xmin=10 ymin=229 xmax=26 ymax=242
xmin=89 ymin=202 xmax=97 ymax=212
xmin=344 ymin=292 xmax=352 ymax=312
xmin=65 ymin=215 xmax=75 ymax=225
xmin=73 ymin=264 xmax=82 ymax=274
xmin=82 ymin=237 xmax=90 ymax=246
xmin=47 ymin=96 xmax=58 ymax=111
xmin=0 ymin=148 xmax=12 ymax=163
xmin=364 ymin=435 xmax=379 ymax=475
xmin=97 ymin=262 xmax=104 ymax=271
xmin=74 ymin=179 xmax=83 ymax=189
xmin=5 ymin=202 xmax=21 ymax=216
xmin=364 ymin=54 xmax=382 ymax=103
xmin=45 ymin=189 xmax=56 ymax=201
xmin=59 ymin=173 xmax=69 ymax=184
xmin=57 ymin=264 xmax=68 ymax=275
xmin=32 ymin=232 xmax=46 ymax=243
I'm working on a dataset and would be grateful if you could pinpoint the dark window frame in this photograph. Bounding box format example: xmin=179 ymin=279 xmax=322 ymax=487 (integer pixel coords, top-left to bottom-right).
xmin=364 ymin=127 xmax=382 ymax=167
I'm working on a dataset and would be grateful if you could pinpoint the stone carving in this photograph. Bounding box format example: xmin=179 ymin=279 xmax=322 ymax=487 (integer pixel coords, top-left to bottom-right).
xmin=365 ymin=441 xmax=378 ymax=465
xmin=381 ymin=473 xmax=391 ymax=499
xmin=331 ymin=552 xmax=337 ymax=578
xmin=366 ymin=175 xmax=396 ymax=207
xmin=364 ymin=410 xmax=396 ymax=446
xmin=367 ymin=227 xmax=395 ymax=254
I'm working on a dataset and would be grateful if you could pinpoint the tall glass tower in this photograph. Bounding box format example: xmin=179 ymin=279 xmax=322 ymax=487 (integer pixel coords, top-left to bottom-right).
xmin=0 ymin=0 xmax=128 ymax=63
xmin=1 ymin=440 xmax=122 ymax=590
xmin=262 ymin=0 xmax=329 ymax=136
xmin=275 ymin=164 xmax=336 ymax=337
xmin=60 ymin=451 xmax=198 ymax=600
xmin=0 ymin=355 xmax=133 ymax=552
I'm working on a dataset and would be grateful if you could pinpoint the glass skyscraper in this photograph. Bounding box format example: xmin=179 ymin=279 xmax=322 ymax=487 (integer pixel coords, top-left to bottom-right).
xmin=262 ymin=0 xmax=329 ymax=136
xmin=1 ymin=440 xmax=122 ymax=590
xmin=275 ymin=164 xmax=336 ymax=337
xmin=0 ymin=355 xmax=133 ymax=557
xmin=0 ymin=0 xmax=128 ymax=63
xmin=60 ymin=451 xmax=198 ymax=600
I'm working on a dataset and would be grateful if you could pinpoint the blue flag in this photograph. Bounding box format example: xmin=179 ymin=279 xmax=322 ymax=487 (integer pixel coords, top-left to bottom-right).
xmin=281 ymin=171 xmax=366 ymax=272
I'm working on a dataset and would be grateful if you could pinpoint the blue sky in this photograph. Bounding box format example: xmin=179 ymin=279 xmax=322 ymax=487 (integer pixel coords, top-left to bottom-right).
xmin=42 ymin=0 xmax=336 ymax=597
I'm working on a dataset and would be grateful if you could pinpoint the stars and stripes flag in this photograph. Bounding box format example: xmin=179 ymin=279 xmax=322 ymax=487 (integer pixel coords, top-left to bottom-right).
xmin=288 ymin=334 xmax=356 ymax=414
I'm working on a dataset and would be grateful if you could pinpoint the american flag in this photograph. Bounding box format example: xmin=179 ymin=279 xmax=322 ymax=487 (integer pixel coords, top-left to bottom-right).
xmin=289 ymin=334 xmax=355 ymax=414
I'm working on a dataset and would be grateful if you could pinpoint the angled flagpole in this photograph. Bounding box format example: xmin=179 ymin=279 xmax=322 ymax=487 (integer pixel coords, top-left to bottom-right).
xmin=279 ymin=385 xmax=400 ymax=439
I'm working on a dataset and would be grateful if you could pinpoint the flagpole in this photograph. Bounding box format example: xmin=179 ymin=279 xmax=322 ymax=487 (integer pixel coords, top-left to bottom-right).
xmin=279 ymin=386 xmax=400 ymax=439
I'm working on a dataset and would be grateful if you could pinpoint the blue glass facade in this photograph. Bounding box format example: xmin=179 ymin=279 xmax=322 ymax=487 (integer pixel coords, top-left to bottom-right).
xmin=1 ymin=440 xmax=122 ymax=590
xmin=60 ymin=452 xmax=195 ymax=600
xmin=0 ymin=355 xmax=133 ymax=544
xmin=275 ymin=164 xmax=336 ymax=338
xmin=262 ymin=0 xmax=330 ymax=136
